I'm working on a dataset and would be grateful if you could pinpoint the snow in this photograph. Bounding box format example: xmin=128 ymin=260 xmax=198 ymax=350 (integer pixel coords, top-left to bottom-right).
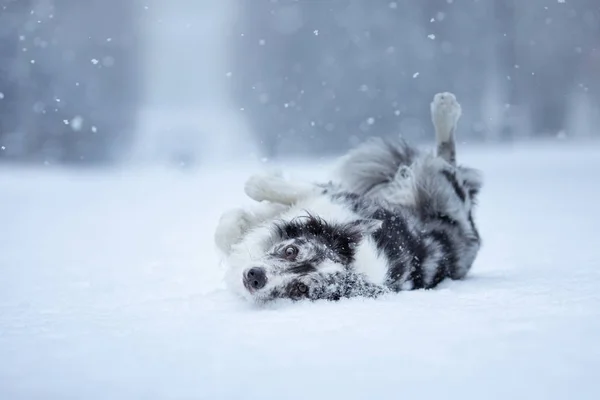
xmin=1 ymin=142 xmax=600 ymax=399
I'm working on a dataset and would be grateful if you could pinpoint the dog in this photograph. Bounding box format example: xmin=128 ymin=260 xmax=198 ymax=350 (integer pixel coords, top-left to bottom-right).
xmin=215 ymin=92 xmax=483 ymax=303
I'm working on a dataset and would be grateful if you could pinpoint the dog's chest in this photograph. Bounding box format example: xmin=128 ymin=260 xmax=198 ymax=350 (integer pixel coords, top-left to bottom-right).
xmin=352 ymin=236 xmax=389 ymax=285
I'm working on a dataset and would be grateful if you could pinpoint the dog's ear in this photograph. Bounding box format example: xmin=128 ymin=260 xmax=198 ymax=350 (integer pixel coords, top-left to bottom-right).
xmin=348 ymin=219 xmax=383 ymax=234
xmin=343 ymin=219 xmax=383 ymax=244
xmin=330 ymin=219 xmax=383 ymax=264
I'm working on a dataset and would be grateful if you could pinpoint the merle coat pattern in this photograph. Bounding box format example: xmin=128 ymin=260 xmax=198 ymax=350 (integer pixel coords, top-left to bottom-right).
xmin=215 ymin=92 xmax=483 ymax=303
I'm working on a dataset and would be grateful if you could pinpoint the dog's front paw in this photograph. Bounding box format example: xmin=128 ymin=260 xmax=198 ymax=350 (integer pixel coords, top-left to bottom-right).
xmin=430 ymin=92 xmax=462 ymax=138
xmin=244 ymin=170 xmax=285 ymax=203
xmin=214 ymin=208 xmax=253 ymax=254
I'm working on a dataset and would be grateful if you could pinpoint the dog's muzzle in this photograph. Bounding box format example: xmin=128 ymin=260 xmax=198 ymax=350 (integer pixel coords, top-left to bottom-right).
xmin=244 ymin=267 xmax=267 ymax=292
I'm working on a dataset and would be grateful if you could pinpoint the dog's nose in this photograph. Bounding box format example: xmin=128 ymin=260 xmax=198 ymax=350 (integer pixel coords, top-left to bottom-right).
xmin=246 ymin=267 xmax=267 ymax=290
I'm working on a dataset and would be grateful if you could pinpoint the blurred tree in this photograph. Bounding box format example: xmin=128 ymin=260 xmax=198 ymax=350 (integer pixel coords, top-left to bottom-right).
xmin=231 ymin=0 xmax=438 ymax=158
xmin=230 ymin=0 xmax=600 ymax=159
xmin=0 ymin=0 xmax=141 ymax=165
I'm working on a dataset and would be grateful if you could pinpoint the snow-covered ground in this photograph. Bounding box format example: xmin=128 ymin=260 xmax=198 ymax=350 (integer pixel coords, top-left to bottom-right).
xmin=1 ymin=142 xmax=600 ymax=399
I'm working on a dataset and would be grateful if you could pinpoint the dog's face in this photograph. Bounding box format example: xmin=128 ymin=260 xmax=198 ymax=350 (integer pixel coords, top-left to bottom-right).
xmin=225 ymin=214 xmax=381 ymax=303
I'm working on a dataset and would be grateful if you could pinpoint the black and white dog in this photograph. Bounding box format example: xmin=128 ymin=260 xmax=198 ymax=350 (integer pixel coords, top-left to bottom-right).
xmin=215 ymin=92 xmax=483 ymax=303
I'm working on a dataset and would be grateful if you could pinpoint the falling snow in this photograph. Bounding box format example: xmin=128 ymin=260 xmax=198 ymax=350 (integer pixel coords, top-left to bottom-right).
xmin=70 ymin=116 xmax=84 ymax=131
xmin=0 ymin=3 xmax=598 ymax=397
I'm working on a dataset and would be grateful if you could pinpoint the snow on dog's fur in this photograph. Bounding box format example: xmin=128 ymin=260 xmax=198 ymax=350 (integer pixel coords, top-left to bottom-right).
xmin=215 ymin=93 xmax=483 ymax=303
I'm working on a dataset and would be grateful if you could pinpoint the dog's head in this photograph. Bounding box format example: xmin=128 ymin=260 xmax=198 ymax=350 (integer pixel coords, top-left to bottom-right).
xmin=225 ymin=214 xmax=381 ymax=303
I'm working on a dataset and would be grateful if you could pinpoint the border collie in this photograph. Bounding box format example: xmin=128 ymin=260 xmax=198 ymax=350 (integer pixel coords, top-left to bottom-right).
xmin=215 ymin=92 xmax=483 ymax=303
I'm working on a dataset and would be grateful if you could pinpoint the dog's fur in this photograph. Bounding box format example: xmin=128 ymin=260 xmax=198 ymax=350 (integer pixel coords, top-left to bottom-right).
xmin=215 ymin=93 xmax=483 ymax=303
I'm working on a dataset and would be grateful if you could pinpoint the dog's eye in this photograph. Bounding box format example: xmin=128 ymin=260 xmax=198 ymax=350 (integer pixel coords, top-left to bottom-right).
xmin=283 ymin=245 xmax=298 ymax=260
xmin=296 ymin=282 xmax=308 ymax=294
xmin=289 ymin=281 xmax=309 ymax=300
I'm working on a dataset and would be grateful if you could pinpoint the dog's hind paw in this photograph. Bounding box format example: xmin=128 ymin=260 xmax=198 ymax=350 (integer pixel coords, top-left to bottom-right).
xmin=430 ymin=92 xmax=462 ymax=140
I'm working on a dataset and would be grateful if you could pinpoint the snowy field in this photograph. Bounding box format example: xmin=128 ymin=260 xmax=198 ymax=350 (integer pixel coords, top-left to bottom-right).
xmin=1 ymin=142 xmax=600 ymax=399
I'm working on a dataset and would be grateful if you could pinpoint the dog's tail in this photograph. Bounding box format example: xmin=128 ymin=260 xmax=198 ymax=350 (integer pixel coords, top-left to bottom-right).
xmin=331 ymin=137 xmax=417 ymax=196
xmin=332 ymin=92 xmax=467 ymax=198
xmin=430 ymin=92 xmax=461 ymax=166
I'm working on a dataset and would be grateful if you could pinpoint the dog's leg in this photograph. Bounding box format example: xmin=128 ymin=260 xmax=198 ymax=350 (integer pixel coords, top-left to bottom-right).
xmin=215 ymin=208 xmax=253 ymax=254
xmin=310 ymin=271 xmax=389 ymax=301
xmin=244 ymin=171 xmax=318 ymax=206
xmin=215 ymin=202 xmax=288 ymax=254
xmin=430 ymin=92 xmax=462 ymax=166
